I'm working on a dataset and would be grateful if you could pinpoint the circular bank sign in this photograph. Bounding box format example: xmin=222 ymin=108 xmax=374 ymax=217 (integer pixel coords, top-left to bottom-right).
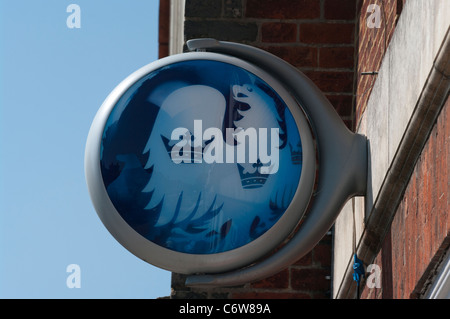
xmin=85 ymin=52 xmax=316 ymax=274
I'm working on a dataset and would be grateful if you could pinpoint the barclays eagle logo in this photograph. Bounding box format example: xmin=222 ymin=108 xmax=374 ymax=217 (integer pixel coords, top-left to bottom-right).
xmin=100 ymin=60 xmax=303 ymax=254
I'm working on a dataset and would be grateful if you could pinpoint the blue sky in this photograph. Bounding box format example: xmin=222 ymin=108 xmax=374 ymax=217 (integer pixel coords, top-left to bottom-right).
xmin=0 ymin=1 xmax=172 ymax=298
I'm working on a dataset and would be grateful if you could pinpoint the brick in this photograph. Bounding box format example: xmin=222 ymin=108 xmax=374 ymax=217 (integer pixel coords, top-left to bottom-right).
xmin=428 ymin=131 xmax=438 ymax=254
xmin=343 ymin=119 xmax=354 ymax=131
xmin=436 ymin=100 xmax=449 ymax=240
xmin=246 ymin=0 xmax=320 ymax=19
xmin=311 ymin=291 xmax=331 ymax=299
xmin=293 ymin=250 xmax=312 ymax=266
xmin=158 ymin=44 xmax=169 ymax=59
xmin=184 ymin=20 xmax=258 ymax=42
xmin=299 ymin=23 xmax=355 ymax=44
xmin=210 ymin=292 xmax=231 ymax=299
xmin=185 ymin=0 xmax=222 ymax=18
xmin=414 ymin=235 xmax=424 ymax=297
xmin=171 ymin=290 xmax=208 ymax=299
xmin=446 ymin=98 xmax=450 ymax=237
xmin=384 ymin=97 xmax=450 ymax=299
xmin=224 ymin=0 xmax=243 ymax=18
xmin=290 ymin=268 xmax=330 ymax=291
xmin=324 ymin=0 xmax=357 ymax=20
xmin=380 ymin=233 xmax=393 ymax=298
xmin=410 ymin=174 xmax=418 ymax=292
xmin=319 ymin=47 xmax=355 ymax=69
xmin=158 ymin=0 xmax=170 ymax=58
xmin=326 ymin=95 xmax=353 ymax=116
xmin=251 ymin=269 xmax=289 ymax=289
xmin=361 ymin=287 xmax=372 ymax=299
xmin=265 ymin=46 xmax=317 ymax=68
xmin=390 ymin=211 xmax=402 ymax=298
xmin=261 ymin=23 xmax=297 ymax=43
xmin=405 ymin=196 xmax=416 ymax=295
xmin=231 ymin=292 xmax=311 ymax=299
xmin=303 ymin=70 xmax=354 ymax=93
xmin=312 ymin=243 xmax=332 ymax=267
xmin=158 ymin=0 xmax=170 ymax=44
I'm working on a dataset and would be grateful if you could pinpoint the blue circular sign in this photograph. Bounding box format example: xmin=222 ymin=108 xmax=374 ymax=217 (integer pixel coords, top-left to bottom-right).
xmin=85 ymin=53 xmax=315 ymax=273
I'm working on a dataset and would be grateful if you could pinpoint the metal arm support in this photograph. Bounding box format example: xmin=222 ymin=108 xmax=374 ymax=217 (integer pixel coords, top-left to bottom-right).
xmin=184 ymin=39 xmax=368 ymax=287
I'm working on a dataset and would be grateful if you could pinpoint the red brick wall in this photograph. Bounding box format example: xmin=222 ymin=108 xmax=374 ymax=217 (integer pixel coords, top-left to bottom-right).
xmin=158 ymin=0 xmax=170 ymax=58
xmin=183 ymin=0 xmax=358 ymax=131
xmin=360 ymin=96 xmax=450 ymax=299
xmin=171 ymin=234 xmax=332 ymax=299
xmin=230 ymin=237 xmax=333 ymax=299
xmin=254 ymin=0 xmax=357 ymax=130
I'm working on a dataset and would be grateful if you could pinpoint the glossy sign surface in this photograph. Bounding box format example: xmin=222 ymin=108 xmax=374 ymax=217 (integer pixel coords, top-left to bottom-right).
xmin=86 ymin=52 xmax=315 ymax=273
xmin=101 ymin=60 xmax=302 ymax=254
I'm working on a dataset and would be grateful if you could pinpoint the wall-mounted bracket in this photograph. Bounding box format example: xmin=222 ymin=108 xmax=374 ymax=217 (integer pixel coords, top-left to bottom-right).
xmin=184 ymin=39 xmax=368 ymax=288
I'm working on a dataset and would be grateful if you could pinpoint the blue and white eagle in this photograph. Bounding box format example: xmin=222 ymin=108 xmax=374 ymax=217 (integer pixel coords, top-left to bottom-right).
xmin=141 ymin=82 xmax=301 ymax=253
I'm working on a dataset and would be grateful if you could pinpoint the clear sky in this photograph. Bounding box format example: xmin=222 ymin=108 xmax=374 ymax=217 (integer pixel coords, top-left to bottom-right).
xmin=0 ymin=0 xmax=172 ymax=298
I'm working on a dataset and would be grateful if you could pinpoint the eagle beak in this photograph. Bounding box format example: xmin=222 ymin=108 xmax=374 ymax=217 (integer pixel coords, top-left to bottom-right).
xmin=232 ymin=85 xmax=248 ymax=100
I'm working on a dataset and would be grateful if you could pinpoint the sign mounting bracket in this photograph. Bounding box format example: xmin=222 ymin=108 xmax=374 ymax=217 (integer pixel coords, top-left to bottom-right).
xmin=184 ymin=39 xmax=368 ymax=288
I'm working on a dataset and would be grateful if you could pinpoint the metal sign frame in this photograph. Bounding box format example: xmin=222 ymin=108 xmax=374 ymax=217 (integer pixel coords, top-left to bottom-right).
xmin=85 ymin=51 xmax=317 ymax=274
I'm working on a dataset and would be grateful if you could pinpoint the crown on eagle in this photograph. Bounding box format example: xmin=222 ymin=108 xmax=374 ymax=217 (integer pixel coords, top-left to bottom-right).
xmin=289 ymin=142 xmax=302 ymax=165
xmin=237 ymin=160 xmax=269 ymax=189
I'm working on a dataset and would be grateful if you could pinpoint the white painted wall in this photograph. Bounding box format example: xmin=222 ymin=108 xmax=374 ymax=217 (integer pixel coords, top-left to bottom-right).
xmin=169 ymin=0 xmax=185 ymax=55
